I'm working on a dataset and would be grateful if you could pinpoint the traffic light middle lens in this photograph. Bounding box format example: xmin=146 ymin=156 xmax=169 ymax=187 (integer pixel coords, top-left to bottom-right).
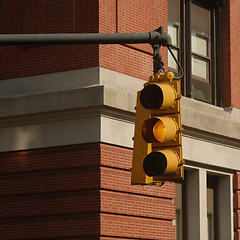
xmin=142 ymin=118 xmax=166 ymax=143
xmin=153 ymin=120 xmax=166 ymax=142
xmin=142 ymin=117 xmax=177 ymax=143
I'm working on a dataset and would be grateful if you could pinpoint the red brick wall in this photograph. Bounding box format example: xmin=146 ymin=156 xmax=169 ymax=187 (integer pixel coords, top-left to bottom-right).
xmin=0 ymin=0 xmax=167 ymax=82
xmin=100 ymin=143 xmax=176 ymax=239
xmin=99 ymin=0 xmax=168 ymax=81
xmin=1 ymin=0 xmax=240 ymax=110
xmin=222 ymin=0 xmax=240 ymax=109
xmin=0 ymin=143 xmax=101 ymax=239
xmin=234 ymin=171 xmax=240 ymax=240
xmin=0 ymin=0 xmax=99 ymax=79
xmin=0 ymin=143 xmax=176 ymax=239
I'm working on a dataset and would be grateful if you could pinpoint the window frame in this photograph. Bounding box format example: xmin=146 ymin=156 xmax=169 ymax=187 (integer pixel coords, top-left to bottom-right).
xmin=168 ymin=0 xmax=222 ymax=106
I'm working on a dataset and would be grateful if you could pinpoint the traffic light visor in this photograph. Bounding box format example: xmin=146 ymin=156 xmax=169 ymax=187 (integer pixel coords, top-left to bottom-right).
xmin=143 ymin=149 xmax=179 ymax=177
xmin=140 ymin=83 xmax=177 ymax=109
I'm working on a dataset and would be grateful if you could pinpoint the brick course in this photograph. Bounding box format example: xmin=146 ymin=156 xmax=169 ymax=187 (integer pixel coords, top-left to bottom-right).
xmin=100 ymin=143 xmax=175 ymax=239
xmin=0 ymin=143 xmax=176 ymax=239
xmin=222 ymin=0 xmax=240 ymax=109
xmin=0 ymin=0 xmax=168 ymax=83
xmin=101 ymin=213 xmax=175 ymax=239
xmin=0 ymin=143 xmax=101 ymax=239
xmin=0 ymin=0 xmax=99 ymax=79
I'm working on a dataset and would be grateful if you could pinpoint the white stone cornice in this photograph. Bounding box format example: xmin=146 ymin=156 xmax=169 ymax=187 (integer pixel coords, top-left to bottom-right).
xmin=0 ymin=68 xmax=239 ymax=166
xmin=0 ymin=68 xmax=239 ymax=144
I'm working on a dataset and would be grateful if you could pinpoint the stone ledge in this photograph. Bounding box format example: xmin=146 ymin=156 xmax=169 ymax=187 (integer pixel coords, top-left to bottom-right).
xmin=0 ymin=68 xmax=239 ymax=146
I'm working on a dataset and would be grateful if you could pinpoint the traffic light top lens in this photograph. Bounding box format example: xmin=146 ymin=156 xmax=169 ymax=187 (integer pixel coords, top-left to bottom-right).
xmin=140 ymin=84 xmax=163 ymax=109
xmin=140 ymin=83 xmax=177 ymax=110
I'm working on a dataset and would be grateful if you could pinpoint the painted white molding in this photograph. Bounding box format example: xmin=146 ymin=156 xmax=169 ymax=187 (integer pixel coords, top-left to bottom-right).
xmin=0 ymin=110 xmax=239 ymax=172
xmin=186 ymin=169 xmax=208 ymax=240
xmin=0 ymin=116 xmax=101 ymax=152
xmin=184 ymin=168 xmax=233 ymax=240
xmin=0 ymin=67 xmax=239 ymax=142
xmin=0 ymin=68 xmax=239 ymax=173
xmin=218 ymin=174 xmax=234 ymax=240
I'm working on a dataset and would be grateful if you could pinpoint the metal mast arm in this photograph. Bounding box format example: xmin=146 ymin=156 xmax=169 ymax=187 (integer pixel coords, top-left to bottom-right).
xmin=0 ymin=27 xmax=171 ymax=46
xmin=0 ymin=26 xmax=174 ymax=73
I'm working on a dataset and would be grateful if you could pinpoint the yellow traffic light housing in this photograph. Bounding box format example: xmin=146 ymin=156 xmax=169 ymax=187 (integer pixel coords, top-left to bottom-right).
xmin=131 ymin=72 xmax=184 ymax=185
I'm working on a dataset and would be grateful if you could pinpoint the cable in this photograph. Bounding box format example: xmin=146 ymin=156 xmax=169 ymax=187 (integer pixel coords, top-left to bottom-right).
xmin=167 ymin=45 xmax=184 ymax=80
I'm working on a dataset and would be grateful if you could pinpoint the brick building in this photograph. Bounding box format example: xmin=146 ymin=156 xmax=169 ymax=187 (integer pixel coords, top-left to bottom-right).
xmin=0 ymin=0 xmax=239 ymax=239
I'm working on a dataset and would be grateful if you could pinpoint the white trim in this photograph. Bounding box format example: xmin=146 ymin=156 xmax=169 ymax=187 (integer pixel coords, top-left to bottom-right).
xmin=0 ymin=110 xmax=240 ymax=172
xmin=0 ymin=68 xmax=239 ymax=142
xmin=199 ymin=169 xmax=208 ymax=240
xmin=100 ymin=115 xmax=134 ymax=148
xmin=184 ymin=167 xmax=233 ymax=240
xmin=218 ymin=174 xmax=234 ymax=240
xmin=0 ymin=116 xmax=100 ymax=152
xmin=0 ymin=68 xmax=239 ymax=172
xmin=182 ymin=136 xmax=240 ymax=170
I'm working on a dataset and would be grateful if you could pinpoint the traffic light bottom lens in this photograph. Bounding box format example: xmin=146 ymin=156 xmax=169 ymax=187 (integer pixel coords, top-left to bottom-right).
xmin=143 ymin=150 xmax=179 ymax=177
xmin=143 ymin=152 xmax=167 ymax=177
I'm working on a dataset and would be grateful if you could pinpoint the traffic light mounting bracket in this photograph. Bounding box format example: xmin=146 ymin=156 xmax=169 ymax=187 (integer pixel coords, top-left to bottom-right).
xmin=152 ymin=43 xmax=165 ymax=74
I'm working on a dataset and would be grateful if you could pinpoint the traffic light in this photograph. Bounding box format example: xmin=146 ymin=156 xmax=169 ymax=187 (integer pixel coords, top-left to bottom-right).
xmin=131 ymin=72 xmax=184 ymax=185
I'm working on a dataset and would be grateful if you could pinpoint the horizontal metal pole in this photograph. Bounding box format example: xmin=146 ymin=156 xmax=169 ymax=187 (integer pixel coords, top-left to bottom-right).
xmin=0 ymin=27 xmax=172 ymax=46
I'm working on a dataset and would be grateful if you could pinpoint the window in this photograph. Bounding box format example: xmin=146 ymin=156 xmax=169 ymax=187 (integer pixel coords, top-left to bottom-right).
xmin=207 ymin=188 xmax=215 ymax=240
xmin=168 ymin=0 xmax=222 ymax=106
xmin=175 ymin=183 xmax=183 ymax=240
xmin=175 ymin=169 xmax=233 ymax=239
xmin=191 ymin=1 xmax=211 ymax=102
xmin=207 ymin=174 xmax=218 ymax=240
xmin=168 ymin=0 xmax=180 ymax=72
